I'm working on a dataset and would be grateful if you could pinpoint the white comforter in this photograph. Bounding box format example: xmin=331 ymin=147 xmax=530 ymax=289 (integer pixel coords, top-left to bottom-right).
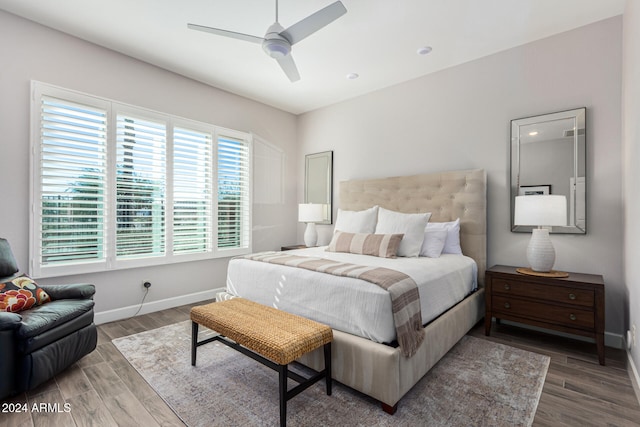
xmin=226 ymin=246 xmax=477 ymax=344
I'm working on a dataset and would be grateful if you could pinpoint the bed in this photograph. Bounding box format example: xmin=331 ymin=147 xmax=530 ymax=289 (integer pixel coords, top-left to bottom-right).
xmin=218 ymin=168 xmax=486 ymax=413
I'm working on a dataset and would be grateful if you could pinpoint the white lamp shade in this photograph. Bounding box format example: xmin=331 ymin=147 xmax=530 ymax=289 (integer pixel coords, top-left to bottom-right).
xmin=514 ymin=195 xmax=567 ymax=227
xmin=298 ymin=203 xmax=324 ymax=223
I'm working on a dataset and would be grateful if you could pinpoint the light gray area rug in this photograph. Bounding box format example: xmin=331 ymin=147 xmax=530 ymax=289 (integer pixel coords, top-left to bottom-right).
xmin=113 ymin=321 xmax=549 ymax=427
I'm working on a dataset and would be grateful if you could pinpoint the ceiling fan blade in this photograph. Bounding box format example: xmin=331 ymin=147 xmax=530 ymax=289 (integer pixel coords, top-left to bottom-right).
xmin=280 ymin=1 xmax=346 ymax=45
xmin=187 ymin=23 xmax=264 ymax=44
xmin=276 ymin=54 xmax=300 ymax=82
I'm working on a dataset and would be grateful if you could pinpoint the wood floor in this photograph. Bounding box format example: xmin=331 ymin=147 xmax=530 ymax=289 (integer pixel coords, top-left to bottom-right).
xmin=2 ymin=302 xmax=640 ymax=427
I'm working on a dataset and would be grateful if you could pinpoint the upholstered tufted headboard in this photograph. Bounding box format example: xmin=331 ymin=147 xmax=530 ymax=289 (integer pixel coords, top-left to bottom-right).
xmin=339 ymin=169 xmax=487 ymax=286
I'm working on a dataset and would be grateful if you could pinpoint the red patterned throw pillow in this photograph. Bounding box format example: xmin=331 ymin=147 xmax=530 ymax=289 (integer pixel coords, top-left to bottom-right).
xmin=0 ymin=275 xmax=51 ymax=313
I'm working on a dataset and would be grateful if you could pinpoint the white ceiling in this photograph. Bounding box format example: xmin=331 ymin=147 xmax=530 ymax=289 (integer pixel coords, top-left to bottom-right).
xmin=0 ymin=0 xmax=625 ymax=114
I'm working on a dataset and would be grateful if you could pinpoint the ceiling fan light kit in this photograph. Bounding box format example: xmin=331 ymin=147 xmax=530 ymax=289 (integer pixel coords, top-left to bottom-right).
xmin=188 ymin=0 xmax=347 ymax=82
xmin=263 ymin=39 xmax=290 ymax=58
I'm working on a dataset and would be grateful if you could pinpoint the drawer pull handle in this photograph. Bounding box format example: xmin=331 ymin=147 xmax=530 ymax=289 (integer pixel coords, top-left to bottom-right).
xmin=569 ymin=314 xmax=577 ymax=321
xmin=504 ymin=302 xmax=511 ymax=309
xmin=569 ymin=293 xmax=576 ymax=300
xmin=504 ymin=284 xmax=510 ymax=291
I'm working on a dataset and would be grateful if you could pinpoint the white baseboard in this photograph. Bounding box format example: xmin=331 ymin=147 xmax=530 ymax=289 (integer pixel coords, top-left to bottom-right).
xmin=94 ymin=287 xmax=225 ymax=325
xmin=605 ymin=331 xmax=626 ymax=349
xmin=629 ymin=351 xmax=640 ymax=407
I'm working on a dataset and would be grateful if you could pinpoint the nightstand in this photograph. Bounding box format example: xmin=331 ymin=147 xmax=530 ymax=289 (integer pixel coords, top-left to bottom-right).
xmin=484 ymin=265 xmax=605 ymax=365
xmin=280 ymin=244 xmax=307 ymax=251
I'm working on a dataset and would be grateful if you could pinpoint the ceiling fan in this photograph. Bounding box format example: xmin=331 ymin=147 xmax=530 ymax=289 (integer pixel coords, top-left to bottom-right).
xmin=188 ymin=1 xmax=347 ymax=82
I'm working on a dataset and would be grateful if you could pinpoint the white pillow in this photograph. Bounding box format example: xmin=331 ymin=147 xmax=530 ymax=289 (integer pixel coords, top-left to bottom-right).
xmin=426 ymin=218 xmax=462 ymax=254
xmin=419 ymin=228 xmax=448 ymax=258
xmin=375 ymin=207 xmax=431 ymax=257
xmin=334 ymin=206 xmax=379 ymax=234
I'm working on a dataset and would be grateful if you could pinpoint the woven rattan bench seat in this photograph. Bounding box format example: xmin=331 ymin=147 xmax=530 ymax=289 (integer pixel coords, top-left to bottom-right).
xmin=190 ymin=298 xmax=333 ymax=365
xmin=190 ymin=298 xmax=333 ymax=427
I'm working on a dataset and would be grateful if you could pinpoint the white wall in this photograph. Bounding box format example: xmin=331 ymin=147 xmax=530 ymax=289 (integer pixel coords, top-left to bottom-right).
xmin=298 ymin=17 xmax=625 ymax=338
xmin=0 ymin=10 xmax=298 ymax=320
xmin=623 ymin=0 xmax=640 ymax=383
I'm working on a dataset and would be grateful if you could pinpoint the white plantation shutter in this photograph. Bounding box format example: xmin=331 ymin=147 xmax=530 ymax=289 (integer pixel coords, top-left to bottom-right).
xmin=38 ymin=96 xmax=107 ymax=267
xmin=173 ymin=127 xmax=213 ymax=254
xmin=31 ymin=82 xmax=252 ymax=277
xmin=116 ymin=114 xmax=166 ymax=258
xmin=217 ymin=133 xmax=250 ymax=250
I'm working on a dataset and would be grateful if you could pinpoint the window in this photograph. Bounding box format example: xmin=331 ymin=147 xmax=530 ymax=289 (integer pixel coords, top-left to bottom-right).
xmin=31 ymin=82 xmax=252 ymax=277
xmin=217 ymin=134 xmax=251 ymax=249
xmin=173 ymin=127 xmax=213 ymax=254
xmin=116 ymin=114 xmax=167 ymax=258
xmin=38 ymin=96 xmax=107 ymax=266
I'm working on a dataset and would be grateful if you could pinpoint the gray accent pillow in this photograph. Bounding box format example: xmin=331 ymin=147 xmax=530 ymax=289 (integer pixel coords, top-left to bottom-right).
xmin=326 ymin=231 xmax=404 ymax=258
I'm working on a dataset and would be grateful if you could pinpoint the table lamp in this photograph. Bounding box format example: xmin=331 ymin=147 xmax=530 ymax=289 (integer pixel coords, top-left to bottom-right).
xmin=298 ymin=203 xmax=324 ymax=247
xmin=514 ymin=195 xmax=567 ymax=274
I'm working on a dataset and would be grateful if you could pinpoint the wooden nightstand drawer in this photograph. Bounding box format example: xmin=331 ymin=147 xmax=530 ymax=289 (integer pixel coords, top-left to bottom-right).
xmin=492 ymin=295 xmax=595 ymax=329
xmin=492 ymin=278 xmax=594 ymax=307
xmin=485 ymin=265 xmax=605 ymax=365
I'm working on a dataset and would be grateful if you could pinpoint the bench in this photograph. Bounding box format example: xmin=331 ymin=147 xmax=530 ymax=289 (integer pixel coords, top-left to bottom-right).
xmin=190 ymin=298 xmax=333 ymax=427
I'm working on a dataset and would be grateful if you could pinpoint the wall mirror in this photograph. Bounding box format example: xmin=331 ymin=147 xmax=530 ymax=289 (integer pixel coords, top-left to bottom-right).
xmin=511 ymin=107 xmax=586 ymax=234
xmin=305 ymin=151 xmax=333 ymax=224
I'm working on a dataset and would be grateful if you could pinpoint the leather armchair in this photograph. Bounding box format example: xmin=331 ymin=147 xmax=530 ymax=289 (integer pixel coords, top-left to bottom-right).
xmin=0 ymin=239 xmax=97 ymax=400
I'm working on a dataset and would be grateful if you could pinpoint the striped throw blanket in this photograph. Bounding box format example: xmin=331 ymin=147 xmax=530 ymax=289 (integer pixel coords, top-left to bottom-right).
xmin=242 ymin=252 xmax=425 ymax=357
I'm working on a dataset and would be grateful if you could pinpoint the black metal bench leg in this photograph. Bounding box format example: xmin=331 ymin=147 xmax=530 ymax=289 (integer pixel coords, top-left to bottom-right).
xmin=278 ymin=364 xmax=287 ymax=427
xmin=324 ymin=343 xmax=332 ymax=396
xmin=191 ymin=321 xmax=198 ymax=366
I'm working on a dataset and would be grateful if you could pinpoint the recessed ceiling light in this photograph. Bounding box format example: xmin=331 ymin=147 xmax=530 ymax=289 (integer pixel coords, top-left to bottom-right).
xmin=417 ymin=46 xmax=433 ymax=55
xmin=528 ymin=131 xmax=539 ymax=136
xmin=346 ymin=73 xmax=359 ymax=80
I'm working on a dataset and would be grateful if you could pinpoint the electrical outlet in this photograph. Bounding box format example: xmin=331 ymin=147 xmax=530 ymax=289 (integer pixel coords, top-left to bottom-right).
xmin=633 ymin=324 xmax=637 ymax=348
xmin=143 ymin=281 xmax=152 ymax=289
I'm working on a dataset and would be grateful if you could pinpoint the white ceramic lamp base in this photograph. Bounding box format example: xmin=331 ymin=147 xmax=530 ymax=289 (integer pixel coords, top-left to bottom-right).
xmin=303 ymin=222 xmax=318 ymax=247
xmin=526 ymin=228 xmax=556 ymax=272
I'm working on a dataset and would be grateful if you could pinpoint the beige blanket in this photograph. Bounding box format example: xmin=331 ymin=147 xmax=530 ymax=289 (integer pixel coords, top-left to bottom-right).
xmin=242 ymin=252 xmax=425 ymax=357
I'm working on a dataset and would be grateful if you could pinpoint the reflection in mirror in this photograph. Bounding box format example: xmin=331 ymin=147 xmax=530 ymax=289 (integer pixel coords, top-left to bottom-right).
xmin=305 ymin=151 xmax=333 ymax=224
xmin=511 ymin=108 xmax=586 ymax=234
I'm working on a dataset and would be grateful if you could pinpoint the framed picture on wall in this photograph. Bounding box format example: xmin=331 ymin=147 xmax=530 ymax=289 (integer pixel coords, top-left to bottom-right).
xmin=519 ymin=185 xmax=551 ymax=196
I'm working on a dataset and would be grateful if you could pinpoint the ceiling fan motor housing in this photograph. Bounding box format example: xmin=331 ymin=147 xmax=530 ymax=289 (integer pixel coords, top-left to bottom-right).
xmin=262 ymin=23 xmax=291 ymax=58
